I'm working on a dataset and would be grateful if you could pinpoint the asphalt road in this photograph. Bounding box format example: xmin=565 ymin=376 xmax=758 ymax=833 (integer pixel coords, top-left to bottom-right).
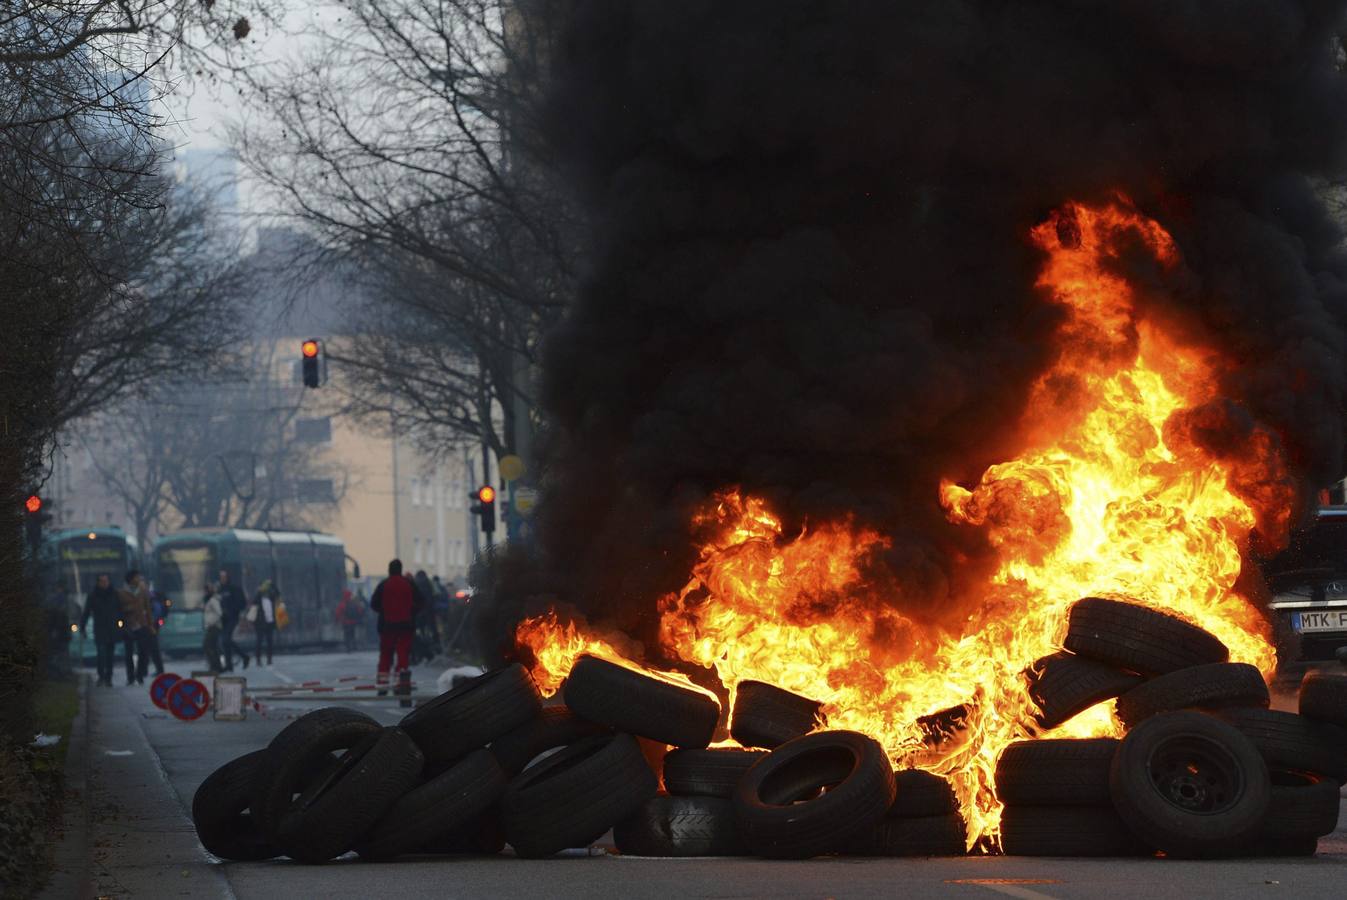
xmin=43 ymin=650 xmax=1347 ymax=900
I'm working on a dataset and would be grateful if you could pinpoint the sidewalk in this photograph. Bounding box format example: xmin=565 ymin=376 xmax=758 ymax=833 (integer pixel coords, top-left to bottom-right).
xmin=41 ymin=652 xmax=459 ymax=899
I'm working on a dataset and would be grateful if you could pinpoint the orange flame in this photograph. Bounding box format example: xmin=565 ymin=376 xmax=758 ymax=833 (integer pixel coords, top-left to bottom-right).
xmin=515 ymin=198 xmax=1289 ymax=851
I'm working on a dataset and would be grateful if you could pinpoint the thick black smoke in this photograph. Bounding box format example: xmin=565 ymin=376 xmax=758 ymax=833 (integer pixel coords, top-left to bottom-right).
xmin=491 ymin=0 xmax=1347 ymax=654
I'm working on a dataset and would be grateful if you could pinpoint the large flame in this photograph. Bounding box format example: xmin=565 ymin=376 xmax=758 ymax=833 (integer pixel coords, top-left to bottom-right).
xmin=516 ymin=198 xmax=1290 ymax=850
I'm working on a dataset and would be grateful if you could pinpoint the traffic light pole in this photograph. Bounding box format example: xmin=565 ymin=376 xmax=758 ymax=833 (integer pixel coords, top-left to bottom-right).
xmin=480 ymin=440 xmax=494 ymax=550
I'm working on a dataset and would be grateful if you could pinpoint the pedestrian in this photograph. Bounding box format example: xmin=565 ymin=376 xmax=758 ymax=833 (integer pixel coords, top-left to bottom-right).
xmin=202 ymin=583 xmax=224 ymax=674
xmin=252 ymin=580 xmax=279 ymax=666
xmin=143 ymin=584 xmax=165 ymax=677
xmin=79 ymin=574 xmax=122 ymax=687
xmin=370 ymin=559 xmax=425 ymax=693
xmin=216 ymin=570 xmax=250 ymax=671
xmin=413 ymin=569 xmax=440 ymax=660
xmin=117 ymin=570 xmax=154 ymax=685
xmin=431 ymin=575 xmax=451 ymax=652
xmin=334 ymin=588 xmax=364 ymax=652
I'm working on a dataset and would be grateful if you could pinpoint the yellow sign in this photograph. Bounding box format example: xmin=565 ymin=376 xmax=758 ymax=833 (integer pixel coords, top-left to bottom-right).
xmin=499 ymin=455 xmax=526 ymax=482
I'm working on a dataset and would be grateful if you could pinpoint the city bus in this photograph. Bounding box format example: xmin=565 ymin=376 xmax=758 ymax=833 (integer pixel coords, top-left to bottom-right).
xmin=153 ymin=528 xmax=347 ymax=657
xmin=41 ymin=526 xmax=139 ymax=663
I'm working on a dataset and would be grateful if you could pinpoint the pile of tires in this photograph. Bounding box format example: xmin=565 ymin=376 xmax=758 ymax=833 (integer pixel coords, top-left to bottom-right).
xmin=1004 ymin=596 xmax=1346 ymax=858
xmin=191 ymin=654 xmax=974 ymax=862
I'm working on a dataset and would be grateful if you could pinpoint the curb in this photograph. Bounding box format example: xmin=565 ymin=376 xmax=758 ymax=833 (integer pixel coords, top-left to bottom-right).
xmin=38 ymin=672 xmax=94 ymax=900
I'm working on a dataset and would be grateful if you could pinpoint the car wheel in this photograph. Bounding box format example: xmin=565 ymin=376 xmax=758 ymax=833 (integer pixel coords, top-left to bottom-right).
xmin=1299 ymin=672 xmax=1347 ymax=728
xmin=615 ymin=796 xmax=745 ymax=856
xmin=995 ymin=739 xmax=1117 ymax=807
xmin=662 ymin=748 xmax=766 ymax=798
xmin=1000 ymin=806 xmax=1151 ymax=857
xmin=1109 ymin=711 xmax=1270 ymax=858
xmin=1214 ymin=707 xmax=1347 ymax=783
xmin=400 ymin=664 xmax=542 ymax=770
xmin=1115 ymin=662 xmax=1269 ymax=729
xmin=730 ymin=681 xmax=825 ymax=750
xmin=1025 ymin=651 xmax=1143 ymax=730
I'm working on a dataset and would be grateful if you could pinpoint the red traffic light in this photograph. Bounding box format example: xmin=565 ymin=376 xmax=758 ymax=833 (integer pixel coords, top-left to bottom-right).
xmin=24 ymin=494 xmax=41 ymax=513
xmin=301 ymin=339 xmax=320 ymax=358
xmin=477 ymin=485 xmax=496 ymax=504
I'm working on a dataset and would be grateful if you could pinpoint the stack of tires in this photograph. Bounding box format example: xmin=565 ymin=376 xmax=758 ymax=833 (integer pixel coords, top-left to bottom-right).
xmin=192 ymin=654 xmax=975 ymax=862
xmin=1003 ymin=596 xmax=1346 ymax=858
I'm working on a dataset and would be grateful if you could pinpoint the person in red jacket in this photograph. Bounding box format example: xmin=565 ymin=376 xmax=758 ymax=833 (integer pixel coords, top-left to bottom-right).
xmin=334 ymin=588 xmax=365 ymax=653
xmin=370 ymin=559 xmax=425 ymax=689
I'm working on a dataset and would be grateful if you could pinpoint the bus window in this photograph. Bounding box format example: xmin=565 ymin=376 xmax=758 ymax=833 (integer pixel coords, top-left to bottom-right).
xmin=156 ymin=545 xmax=214 ymax=611
xmin=54 ymin=537 xmax=128 ymax=596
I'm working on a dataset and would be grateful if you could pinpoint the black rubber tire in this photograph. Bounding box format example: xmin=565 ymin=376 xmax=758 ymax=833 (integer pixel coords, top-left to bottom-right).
xmin=995 ymin=739 xmax=1117 ymax=807
xmin=412 ymin=813 xmax=506 ymax=856
xmin=252 ymin=707 xmax=382 ymax=847
xmin=1109 ymin=711 xmax=1270 ymax=858
xmin=1259 ymin=773 xmax=1340 ymax=840
xmin=890 ymin=770 xmax=959 ymax=818
xmin=1299 ymin=672 xmax=1347 ymax=727
xmin=1115 ymin=663 xmax=1269 ymax=729
xmin=614 ymin=796 xmax=745 ymax=857
xmin=849 ymin=813 xmax=967 ymax=857
xmin=730 ymin=681 xmax=825 ymax=750
xmin=489 ymin=705 xmax=610 ymax=776
xmin=564 ymin=655 xmax=721 ymax=749
xmin=500 ymin=732 xmax=658 ymax=858
xmin=1214 ymin=708 xmax=1347 ymax=783
xmin=191 ymin=750 xmax=279 ymax=861
xmin=1025 ymin=651 xmax=1143 ymax=729
xmin=733 ymin=730 xmax=896 ymax=859
xmin=663 ymin=748 xmax=766 ymax=798
xmin=1064 ymin=597 xmax=1228 ymax=677
xmin=1250 ymin=837 xmax=1319 ymax=857
xmin=1000 ymin=806 xmax=1152 ymax=857
xmin=400 ymin=664 xmax=542 ymax=769
xmin=278 ymin=727 xmax=425 ymax=863
xmin=355 ymin=749 xmax=506 ymax=860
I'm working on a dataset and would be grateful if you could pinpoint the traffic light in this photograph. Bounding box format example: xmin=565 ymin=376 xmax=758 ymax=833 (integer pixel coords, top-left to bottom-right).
xmin=470 ymin=484 xmax=496 ymax=535
xmin=301 ymin=339 xmax=322 ymax=388
xmin=23 ymin=493 xmax=50 ymax=554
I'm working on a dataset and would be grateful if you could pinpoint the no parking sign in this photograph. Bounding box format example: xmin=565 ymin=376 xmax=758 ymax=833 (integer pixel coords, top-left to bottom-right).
xmin=167 ymin=678 xmax=211 ymax=721
xmin=149 ymin=673 xmax=181 ymax=709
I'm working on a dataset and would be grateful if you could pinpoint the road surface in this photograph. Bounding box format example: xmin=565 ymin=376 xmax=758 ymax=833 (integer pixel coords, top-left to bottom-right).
xmin=41 ymin=651 xmax=1347 ymax=899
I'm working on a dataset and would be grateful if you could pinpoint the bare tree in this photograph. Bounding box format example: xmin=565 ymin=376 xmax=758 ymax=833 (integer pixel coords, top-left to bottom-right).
xmin=233 ymin=0 xmax=581 ymax=464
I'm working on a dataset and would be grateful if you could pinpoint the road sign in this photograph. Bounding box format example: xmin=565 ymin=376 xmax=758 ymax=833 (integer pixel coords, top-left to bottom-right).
xmin=514 ymin=486 xmax=539 ymax=516
xmin=150 ymin=672 xmax=181 ymax=709
xmin=499 ymin=454 xmax=526 ymax=482
xmin=213 ymin=676 xmax=246 ymax=721
xmin=167 ymin=678 xmax=210 ymax=721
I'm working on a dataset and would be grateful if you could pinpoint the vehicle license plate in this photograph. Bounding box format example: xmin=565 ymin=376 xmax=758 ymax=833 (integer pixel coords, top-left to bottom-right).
xmin=1292 ymin=609 xmax=1347 ymax=633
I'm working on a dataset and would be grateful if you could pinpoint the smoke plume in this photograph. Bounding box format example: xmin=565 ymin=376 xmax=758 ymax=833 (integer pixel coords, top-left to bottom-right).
xmin=490 ymin=0 xmax=1347 ymax=655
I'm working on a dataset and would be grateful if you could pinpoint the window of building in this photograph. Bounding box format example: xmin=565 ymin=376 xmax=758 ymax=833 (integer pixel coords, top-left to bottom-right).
xmin=412 ymin=537 xmax=422 ymax=564
xmin=295 ymin=479 xmax=336 ymax=503
xmin=294 ymin=417 xmax=332 ymax=443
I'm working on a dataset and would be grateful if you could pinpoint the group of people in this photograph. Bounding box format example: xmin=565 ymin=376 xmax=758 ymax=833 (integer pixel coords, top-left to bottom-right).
xmin=78 ymin=570 xmax=165 ymax=687
xmin=200 ymin=570 xmax=284 ymax=674
xmin=334 ymin=565 xmax=464 ymax=659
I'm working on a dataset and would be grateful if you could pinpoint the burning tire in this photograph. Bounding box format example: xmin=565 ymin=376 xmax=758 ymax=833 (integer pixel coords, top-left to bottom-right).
xmin=999 ymin=806 xmax=1151 ymax=857
xmin=191 ymin=750 xmax=280 ymax=861
xmin=730 ymin=681 xmax=825 ymax=750
xmin=1299 ymin=672 xmax=1347 ymax=727
xmin=1025 ymin=651 xmax=1143 ymax=729
xmin=849 ymin=813 xmax=966 ymax=857
xmin=1115 ymin=662 xmax=1269 ymax=729
xmin=276 ymin=727 xmax=425 ymax=863
xmin=489 ymin=705 xmax=610 ymax=776
xmin=1214 ymin=708 xmax=1347 ymax=783
xmin=251 ymin=707 xmax=383 ymax=849
xmin=500 ymin=733 xmax=658 ymax=858
xmin=400 ymin=664 xmax=542 ymax=770
xmin=1108 ymin=711 xmax=1270 ymax=858
xmin=733 ymin=730 xmax=895 ymax=859
xmin=662 ymin=748 xmax=766 ymax=798
xmin=614 ymin=796 xmax=745 ymax=857
xmin=1258 ymin=772 xmax=1340 ymax=842
xmin=355 ymin=749 xmax=506 ymax=861
xmin=995 ymin=739 xmax=1116 ymax=807
xmin=564 ymin=655 xmax=720 ymax=749
xmin=890 ymin=769 xmax=959 ymax=818
xmin=1064 ymin=597 xmax=1228 ymax=677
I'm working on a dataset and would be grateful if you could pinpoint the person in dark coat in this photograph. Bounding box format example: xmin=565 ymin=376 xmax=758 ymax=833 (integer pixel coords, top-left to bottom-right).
xmin=370 ymin=559 xmax=425 ymax=692
xmin=216 ymin=569 xmax=250 ymax=671
xmin=80 ymin=574 xmax=122 ymax=687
